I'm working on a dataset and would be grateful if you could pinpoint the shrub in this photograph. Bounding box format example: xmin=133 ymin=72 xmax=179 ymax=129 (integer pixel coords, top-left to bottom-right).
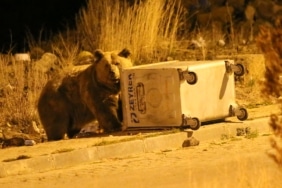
xmin=257 ymin=19 xmax=282 ymax=166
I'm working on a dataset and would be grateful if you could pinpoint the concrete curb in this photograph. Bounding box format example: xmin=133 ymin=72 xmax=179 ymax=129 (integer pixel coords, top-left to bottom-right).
xmin=0 ymin=132 xmax=189 ymax=178
xmin=0 ymin=117 xmax=273 ymax=178
xmin=193 ymin=117 xmax=272 ymax=141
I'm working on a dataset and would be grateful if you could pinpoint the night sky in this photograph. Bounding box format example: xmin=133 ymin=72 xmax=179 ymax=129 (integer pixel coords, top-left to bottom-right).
xmin=0 ymin=0 xmax=87 ymax=52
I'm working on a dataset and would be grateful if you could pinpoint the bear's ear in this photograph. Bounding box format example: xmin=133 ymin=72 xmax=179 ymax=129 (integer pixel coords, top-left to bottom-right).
xmin=94 ymin=49 xmax=104 ymax=61
xmin=118 ymin=48 xmax=131 ymax=58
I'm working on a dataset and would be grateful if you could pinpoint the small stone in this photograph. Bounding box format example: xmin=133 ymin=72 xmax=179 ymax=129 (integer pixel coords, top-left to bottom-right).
xmin=34 ymin=53 xmax=60 ymax=75
xmin=245 ymin=127 xmax=251 ymax=135
xmin=186 ymin=131 xmax=193 ymax=138
xmin=218 ymin=39 xmax=225 ymax=46
xmin=24 ymin=140 xmax=36 ymax=146
xmin=182 ymin=137 xmax=200 ymax=147
xmin=236 ymin=128 xmax=245 ymax=136
xmin=166 ymin=56 xmax=173 ymax=61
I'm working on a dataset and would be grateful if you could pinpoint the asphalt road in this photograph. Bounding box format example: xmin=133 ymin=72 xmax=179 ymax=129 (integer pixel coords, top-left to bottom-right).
xmin=0 ymin=129 xmax=281 ymax=188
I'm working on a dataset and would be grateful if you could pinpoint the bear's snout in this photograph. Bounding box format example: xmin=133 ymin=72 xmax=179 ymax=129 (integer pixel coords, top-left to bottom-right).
xmin=109 ymin=67 xmax=120 ymax=83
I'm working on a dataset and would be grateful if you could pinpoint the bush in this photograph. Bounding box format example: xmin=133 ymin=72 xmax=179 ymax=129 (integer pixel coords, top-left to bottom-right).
xmin=257 ymin=19 xmax=282 ymax=166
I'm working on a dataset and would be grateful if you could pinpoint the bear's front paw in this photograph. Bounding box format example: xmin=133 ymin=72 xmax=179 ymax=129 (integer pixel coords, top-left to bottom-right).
xmin=111 ymin=121 xmax=125 ymax=132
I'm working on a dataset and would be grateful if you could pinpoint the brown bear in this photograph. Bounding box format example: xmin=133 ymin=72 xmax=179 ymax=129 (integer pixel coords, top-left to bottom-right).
xmin=37 ymin=48 xmax=132 ymax=141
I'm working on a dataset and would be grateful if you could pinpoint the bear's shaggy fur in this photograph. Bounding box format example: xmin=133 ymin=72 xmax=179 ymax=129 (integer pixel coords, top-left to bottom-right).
xmin=37 ymin=48 xmax=132 ymax=141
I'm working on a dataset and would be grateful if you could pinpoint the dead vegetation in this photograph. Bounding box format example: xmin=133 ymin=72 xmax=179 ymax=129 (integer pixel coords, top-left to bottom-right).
xmin=257 ymin=18 xmax=282 ymax=166
xmin=76 ymin=0 xmax=185 ymax=64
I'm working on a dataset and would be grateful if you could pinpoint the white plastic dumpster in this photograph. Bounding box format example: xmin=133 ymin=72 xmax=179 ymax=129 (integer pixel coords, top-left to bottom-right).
xmin=120 ymin=60 xmax=248 ymax=130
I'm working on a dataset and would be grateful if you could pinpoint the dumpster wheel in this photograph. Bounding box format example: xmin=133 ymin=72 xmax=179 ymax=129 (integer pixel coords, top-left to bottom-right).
xmin=236 ymin=107 xmax=248 ymax=121
xmin=234 ymin=63 xmax=245 ymax=76
xmin=189 ymin=117 xmax=201 ymax=130
xmin=186 ymin=72 xmax=198 ymax=85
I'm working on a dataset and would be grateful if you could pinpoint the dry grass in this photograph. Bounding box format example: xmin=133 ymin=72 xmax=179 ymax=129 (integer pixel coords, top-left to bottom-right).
xmin=51 ymin=31 xmax=80 ymax=69
xmin=76 ymin=0 xmax=186 ymax=64
xmin=0 ymin=22 xmax=81 ymax=132
xmin=26 ymin=27 xmax=79 ymax=68
xmin=256 ymin=19 xmax=282 ymax=166
xmin=0 ymin=55 xmax=47 ymax=131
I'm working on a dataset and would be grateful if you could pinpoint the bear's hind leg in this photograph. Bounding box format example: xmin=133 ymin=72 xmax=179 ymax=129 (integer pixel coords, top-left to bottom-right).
xmin=44 ymin=125 xmax=66 ymax=141
xmin=67 ymin=128 xmax=81 ymax=139
xmin=43 ymin=115 xmax=70 ymax=141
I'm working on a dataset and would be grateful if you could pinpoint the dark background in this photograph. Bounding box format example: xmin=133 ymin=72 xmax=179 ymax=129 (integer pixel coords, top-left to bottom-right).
xmin=0 ymin=0 xmax=87 ymax=52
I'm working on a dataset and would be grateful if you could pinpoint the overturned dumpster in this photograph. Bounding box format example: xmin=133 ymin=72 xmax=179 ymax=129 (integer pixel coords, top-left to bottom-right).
xmin=120 ymin=60 xmax=248 ymax=131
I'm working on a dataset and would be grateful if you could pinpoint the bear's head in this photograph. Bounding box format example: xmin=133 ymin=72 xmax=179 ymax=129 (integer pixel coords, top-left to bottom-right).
xmin=94 ymin=48 xmax=132 ymax=93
